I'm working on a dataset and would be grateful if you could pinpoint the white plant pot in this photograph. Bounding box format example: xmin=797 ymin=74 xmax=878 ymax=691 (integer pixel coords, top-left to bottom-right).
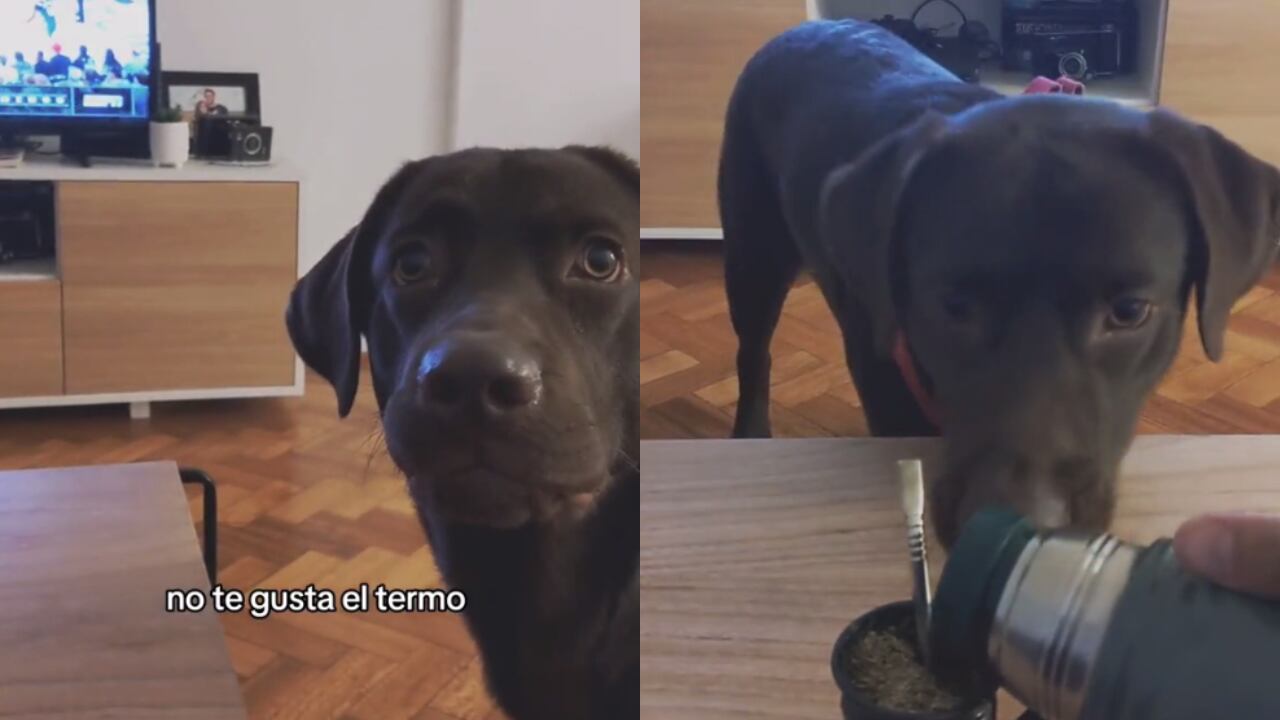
xmin=149 ymin=122 xmax=189 ymax=168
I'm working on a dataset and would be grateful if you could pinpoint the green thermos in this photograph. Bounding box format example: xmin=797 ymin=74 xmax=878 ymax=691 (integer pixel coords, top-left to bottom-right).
xmin=930 ymin=508 xmax=1280 ymax=720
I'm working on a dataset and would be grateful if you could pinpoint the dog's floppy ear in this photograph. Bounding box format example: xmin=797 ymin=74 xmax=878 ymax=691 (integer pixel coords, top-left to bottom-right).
xmin=563 ymin=145 xmax=640 ymax=196
xmin=1147 ymin=109 xmax=1280 ymax=361
xmin=287 ymin=226 xmax=363 ymax=417
xmin=286 ymin=160 xmax=425 ymax=417
xmin=818 ymin=112 xmax=950 ymax=356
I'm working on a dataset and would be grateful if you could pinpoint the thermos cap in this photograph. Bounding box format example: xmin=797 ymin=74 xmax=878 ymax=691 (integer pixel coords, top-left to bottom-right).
xmin=930 ymin=507 xmax=1037 ymax=695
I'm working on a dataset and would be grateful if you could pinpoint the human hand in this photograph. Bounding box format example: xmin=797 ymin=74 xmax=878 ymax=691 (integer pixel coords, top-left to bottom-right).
xmin=1173 ymin=512 xmax=1280 ymax=599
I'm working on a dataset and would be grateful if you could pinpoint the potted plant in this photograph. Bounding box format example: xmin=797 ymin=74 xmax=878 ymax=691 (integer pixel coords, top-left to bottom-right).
xmin=150 ymin=105 xmax=189 ymax=168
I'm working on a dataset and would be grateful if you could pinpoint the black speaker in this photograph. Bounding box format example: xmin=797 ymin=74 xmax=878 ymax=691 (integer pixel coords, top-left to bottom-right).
xmin=229 ymin=124 xmax=272 ymax=163
xmin=195 ymin=116 xmax=271 ymax=161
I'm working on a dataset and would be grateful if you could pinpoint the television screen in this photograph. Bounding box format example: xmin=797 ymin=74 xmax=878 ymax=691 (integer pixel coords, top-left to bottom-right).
xmin=0 ymin=0 xmax=152 ymax=122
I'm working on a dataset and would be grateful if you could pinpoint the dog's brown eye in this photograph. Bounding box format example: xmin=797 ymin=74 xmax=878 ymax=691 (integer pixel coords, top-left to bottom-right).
xmin=575 ymin=240 xmax=624 ymax=282
xmin=393 ymin=243 xmax=441 ymax=286
xmin=1107 ymin=297 xmax=1152 ymax=329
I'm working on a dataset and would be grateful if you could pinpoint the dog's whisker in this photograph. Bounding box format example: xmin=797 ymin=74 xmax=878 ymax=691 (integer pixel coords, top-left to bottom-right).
xmin=360 ymin=421 xmax=391 ymax=484
xmin=614 ymin=451 xmax=639 ymax=473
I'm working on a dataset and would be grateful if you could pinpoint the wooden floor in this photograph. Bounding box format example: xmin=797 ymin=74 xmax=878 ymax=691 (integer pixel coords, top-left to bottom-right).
xmin=0 ymin=368 xmax=507 ymax=720
xmin=641 ymin=243 xmax=1280 ymax=438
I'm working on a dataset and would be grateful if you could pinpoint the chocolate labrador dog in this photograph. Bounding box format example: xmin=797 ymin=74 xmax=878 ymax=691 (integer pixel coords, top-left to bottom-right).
xmin=287 ymin=146 xmax=639 ymax=720
xmin=722 ymin=21 xmax=1280 ymax=545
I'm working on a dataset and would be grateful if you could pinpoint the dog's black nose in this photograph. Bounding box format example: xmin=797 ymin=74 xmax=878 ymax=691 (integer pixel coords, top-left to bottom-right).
xmin=417 ymin=335 xmax=543 ymax=419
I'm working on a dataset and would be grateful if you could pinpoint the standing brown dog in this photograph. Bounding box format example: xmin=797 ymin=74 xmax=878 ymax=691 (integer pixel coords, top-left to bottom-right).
xmin=721 ymin=21 xmax=1280 ymax=545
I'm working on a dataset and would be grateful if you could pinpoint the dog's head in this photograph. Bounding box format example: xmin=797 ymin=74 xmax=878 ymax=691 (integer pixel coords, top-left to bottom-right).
xmin=821 ymin=97 xmax=1280 ymax=546
xmin=287 ymin=147 xmax=639 ymax=530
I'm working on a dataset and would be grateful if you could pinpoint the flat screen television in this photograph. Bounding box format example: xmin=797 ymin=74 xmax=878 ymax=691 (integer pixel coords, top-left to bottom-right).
xmin=0 ymin=0 xmax=156 ymax=142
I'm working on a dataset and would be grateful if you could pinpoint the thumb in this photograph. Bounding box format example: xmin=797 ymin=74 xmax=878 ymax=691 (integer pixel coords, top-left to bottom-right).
xmin=1173 ymin=513 xmax=1280 ymax=599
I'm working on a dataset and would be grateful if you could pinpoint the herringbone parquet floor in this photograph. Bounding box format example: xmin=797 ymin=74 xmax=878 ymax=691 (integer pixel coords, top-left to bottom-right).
xmin=0 ymin=366 xmax=508 ymax=720
xmin=641 ymin=243 xmax=1280 ymax=439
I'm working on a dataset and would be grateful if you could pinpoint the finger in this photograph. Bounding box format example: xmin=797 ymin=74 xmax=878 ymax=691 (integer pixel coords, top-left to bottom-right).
xmin=1173 ymin=513 xmax=1280 ymax=599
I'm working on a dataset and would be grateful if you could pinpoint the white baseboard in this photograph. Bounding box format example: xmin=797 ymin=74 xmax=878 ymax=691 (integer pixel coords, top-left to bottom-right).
xmin=0 ymin=358 xmax=307 ymax=411
xmin=0 ymin=384 xmax=304 ymax=411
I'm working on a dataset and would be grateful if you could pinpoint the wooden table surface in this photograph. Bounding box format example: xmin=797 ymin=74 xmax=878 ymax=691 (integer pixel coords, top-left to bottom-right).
xmin=0 ymin=461 xmax=246 ymax=719
xmin=640 ymin=436 xmax=1280 ymax=720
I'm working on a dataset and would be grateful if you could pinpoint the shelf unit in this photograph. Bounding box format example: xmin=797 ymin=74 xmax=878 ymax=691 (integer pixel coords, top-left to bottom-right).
xmin=640 ymin=0 xmax=1267 ymax=239
xmin=0 ymin=155 xmax=304 ymax=417
xmin=817 ymin=0 xmax=1168 ymax=108
xmin=0 ymin=256 xmax=57 ymax=282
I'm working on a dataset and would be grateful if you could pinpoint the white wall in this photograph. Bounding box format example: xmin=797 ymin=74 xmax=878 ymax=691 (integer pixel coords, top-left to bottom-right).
xmin=156 ymin=0 xmax=456 ymax=274
xmin=159 ymin=0 xmax=638 ymax=273
xmin=451 ymin=0 xmax=639 ymax=158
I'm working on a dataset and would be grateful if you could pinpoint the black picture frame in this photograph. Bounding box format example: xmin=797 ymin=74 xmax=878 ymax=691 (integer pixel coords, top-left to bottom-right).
xmin=159 ymin=71 xmax=261 ymax=120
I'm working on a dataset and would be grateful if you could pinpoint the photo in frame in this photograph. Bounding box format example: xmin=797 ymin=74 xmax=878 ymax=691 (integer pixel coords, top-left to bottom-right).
xmin=158 ymin=71 xmax=261 ymax=150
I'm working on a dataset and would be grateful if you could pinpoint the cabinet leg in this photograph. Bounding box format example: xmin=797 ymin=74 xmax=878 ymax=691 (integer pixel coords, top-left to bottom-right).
xmin=129 ymin=401 xmax=152 ymax=420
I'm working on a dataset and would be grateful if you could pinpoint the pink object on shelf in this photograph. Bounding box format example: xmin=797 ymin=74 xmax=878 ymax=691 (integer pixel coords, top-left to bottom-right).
xmin=1023 ymin=75 xmax=1086 ymax=96
xmin=1055 ymin=76 xmax=1086 ymax=95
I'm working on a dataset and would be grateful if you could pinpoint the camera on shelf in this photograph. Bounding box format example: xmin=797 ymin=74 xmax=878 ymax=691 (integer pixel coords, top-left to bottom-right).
xmin=195 ymin=115 xmax=273 ymax=163
xmin=1002 ymin=0 xmax=1136 ymax=81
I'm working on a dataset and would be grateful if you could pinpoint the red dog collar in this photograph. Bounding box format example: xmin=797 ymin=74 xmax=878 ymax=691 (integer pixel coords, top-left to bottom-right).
xmin=887 ymin=76 xmax=1082 ymax=432
xmin=892 ymin=331 xmax=944 ymax=430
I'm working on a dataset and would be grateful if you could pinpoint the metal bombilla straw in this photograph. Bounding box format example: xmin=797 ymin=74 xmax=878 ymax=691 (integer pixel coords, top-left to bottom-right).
xmin=897 ymin=459 xmax=933 ymax=668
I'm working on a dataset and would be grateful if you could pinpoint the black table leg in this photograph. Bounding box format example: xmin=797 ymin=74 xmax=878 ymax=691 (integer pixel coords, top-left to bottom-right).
xmin=179 ymin=467 xmax=218 ymax=585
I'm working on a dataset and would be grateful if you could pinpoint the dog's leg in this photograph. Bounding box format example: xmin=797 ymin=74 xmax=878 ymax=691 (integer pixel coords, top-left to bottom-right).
xmin=725 ymin=242 xmax=796 ymax=439
xmin=720 ymin=124 xmax=799 ymax=439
